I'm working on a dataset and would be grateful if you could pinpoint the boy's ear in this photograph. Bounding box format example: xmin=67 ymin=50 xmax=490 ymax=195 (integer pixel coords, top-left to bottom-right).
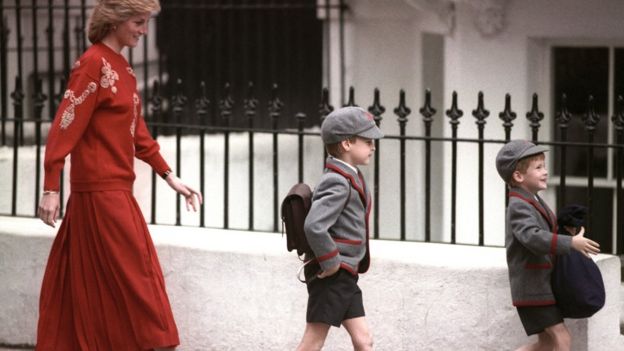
xmin=340 ymin=139 xmax=351 ymax=151
xmin=511 ymin=170 xmax=523 ymax=184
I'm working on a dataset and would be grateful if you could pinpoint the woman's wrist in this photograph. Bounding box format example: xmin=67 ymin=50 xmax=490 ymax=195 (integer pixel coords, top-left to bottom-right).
xmin=161 ymin=169 xmax=173 ymax=180
xmin=42 ymin=190 xmax=59 ymax=195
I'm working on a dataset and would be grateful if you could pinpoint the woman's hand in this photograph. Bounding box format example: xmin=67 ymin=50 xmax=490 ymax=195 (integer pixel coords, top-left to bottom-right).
xmin=165 ymin=174 xmax=203 ymax=211
xmin=38 ymin=192 xmax=60 ymax=228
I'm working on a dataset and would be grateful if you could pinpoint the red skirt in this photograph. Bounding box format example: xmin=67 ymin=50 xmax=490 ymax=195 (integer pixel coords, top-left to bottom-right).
xmin=36 ymin=191 xmax=179 ymax=351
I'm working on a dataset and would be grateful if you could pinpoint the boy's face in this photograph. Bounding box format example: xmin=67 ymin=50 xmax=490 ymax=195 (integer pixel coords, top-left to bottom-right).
xmin=512 ymin=156 xmax=548 ymax=194
xmin=341 ymin=137 xmax=376 ymax=166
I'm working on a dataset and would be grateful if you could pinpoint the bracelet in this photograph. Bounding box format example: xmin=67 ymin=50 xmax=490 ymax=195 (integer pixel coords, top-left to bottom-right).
xmin=43 ymin=190 xmax=59 ymax=195
xmin=161 ymin=170 xmax=173 ymax=179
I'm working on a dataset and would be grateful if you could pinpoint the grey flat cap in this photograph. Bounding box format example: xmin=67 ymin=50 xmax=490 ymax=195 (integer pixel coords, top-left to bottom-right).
xmin=321 ymin=106 xmax=384 ymax=144
xmin=496 ymin=140 xmax=548 ymax=182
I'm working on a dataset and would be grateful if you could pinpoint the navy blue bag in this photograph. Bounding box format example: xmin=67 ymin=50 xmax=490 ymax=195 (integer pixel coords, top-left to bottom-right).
xmin=551 ymin=250 xmax=605 ymax=318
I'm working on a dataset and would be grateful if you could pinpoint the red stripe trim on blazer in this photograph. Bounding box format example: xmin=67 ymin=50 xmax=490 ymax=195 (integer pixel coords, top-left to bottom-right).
xmin=316 ymin=249 xmax=339 ymax=262
xmin=340 ymin=262 xmax=358 ymax=276
xmin=334 ymin=238 xmax=363 ymax=245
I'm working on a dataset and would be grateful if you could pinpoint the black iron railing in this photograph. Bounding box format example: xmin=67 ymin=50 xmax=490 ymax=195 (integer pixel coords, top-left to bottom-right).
xmin=2 ymin=75 xmax=624 ymax=254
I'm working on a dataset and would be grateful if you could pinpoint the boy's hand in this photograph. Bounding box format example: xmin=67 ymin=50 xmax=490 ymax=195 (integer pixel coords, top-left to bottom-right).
xmin=317 ymin=264 xmax=340 ymax=279
xmin=571 ymin=226 xmax=601 ymax=258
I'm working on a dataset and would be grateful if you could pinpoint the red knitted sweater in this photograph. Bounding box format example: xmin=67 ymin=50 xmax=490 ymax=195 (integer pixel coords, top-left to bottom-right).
xmin=44 ymin=43 xmax=170 ymax=192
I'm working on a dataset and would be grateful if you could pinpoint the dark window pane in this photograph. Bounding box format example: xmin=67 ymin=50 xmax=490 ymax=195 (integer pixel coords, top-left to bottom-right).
xmin=157 ymin=0 xmax=323 ymax=129
xmin=553 ymin=47 xmax=608 ymax=177
xmin=556 ymin=185 xmax=613 ymax=253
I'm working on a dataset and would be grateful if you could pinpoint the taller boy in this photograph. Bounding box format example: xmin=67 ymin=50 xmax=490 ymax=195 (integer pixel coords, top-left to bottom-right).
xmin=297 ymin=107 xmax=383 ymax=351
xmin=496 ymin=140 xmax=600 ymax=351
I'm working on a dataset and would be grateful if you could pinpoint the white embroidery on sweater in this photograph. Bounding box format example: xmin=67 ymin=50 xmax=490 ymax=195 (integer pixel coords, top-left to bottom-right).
xmin=131 ymin=93 xmax=139 ymax=137
xmin=59 ymin=82 xmax=98 ymax=129
xmin=126 ymin=67 xmax=136 ymax=78
xmin=100 ymin=57 xmax=119 ymax=94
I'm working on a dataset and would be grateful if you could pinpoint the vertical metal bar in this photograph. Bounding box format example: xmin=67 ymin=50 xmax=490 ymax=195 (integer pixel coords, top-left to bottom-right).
xmin=297 ymin=113 xmax=306 ymax=183
xmin=583 ymin=95 xmax=600 ymax=236
xmin=220 ymin=83 xmax=233 ymax=229
xmin=324 ymin=0 xmax=331 ymax=90
xmin=33 ymin=78 xmax=46 ymax=214
xmin=556 ymin=94 xmax=571 ymax=210
xmin=149 ymin=80 xmax=161 ymax=225
xmin=47 ymin=0 xmax=56 ymax=122
xmin=15 ymin=0 xmax=23 ymax=145
xmin=245 ymin=82 xmax=257 ymax=230
xmin=587 ymin=132 xmax=594 ymax=233
xmin=80 ymin=0 xmax=86 ymax=51
xmin=172 ymin=79 xmax=186 ymax=226
xmin=446 ymin=92 xmax=463 ymax=244
xmin=615 ymin=129 xmax=623 ymax=254
xmin=62 ymin=0 xmax=70 ymax=79
xmin=142 ymin=23 xmax=149 ymax=118
xmin=367 ymin=88 xmax=384 ymax=239
xmin=11 ymin=77 xmax=24 ymax=216
xmin=31 ymin=0 xmax=39 ymax=81
xmin=73 ymin=15 xmax=81 ymax=58
xmin=269 ymin=84 xmax=283 ymax=232
xmin=338 ymin=0 xmax=345 ymax=105
xmin=15 ymin=0 xmax=23 ymax=78
xmin=394 ymin=90 xmax=410 ymax=241
xmin=499 ymin=93 xmax=516 ymax=207
xmin=420 ymin=90 xmax=436 ymax=242
xmin=473 ymin=92 xmax=489 ymax=246
xmin=559 ymin=128 xmax=567 ymax=208
xmin=196 ymin=82 xmax=209 ymax=228
xmin=56 ymin=78 xmax=65 ymax=217
xmin=0 ymin=7 xmax=8 ymax=146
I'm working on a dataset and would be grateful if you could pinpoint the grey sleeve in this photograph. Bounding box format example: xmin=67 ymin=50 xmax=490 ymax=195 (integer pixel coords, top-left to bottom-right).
xmin=303 ymin=173 xmax=349 ymax=271
xmin=509 ymin=200 xmax=572 ymax=256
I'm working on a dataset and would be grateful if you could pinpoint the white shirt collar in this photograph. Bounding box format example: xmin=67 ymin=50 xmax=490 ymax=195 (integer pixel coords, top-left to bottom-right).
xmin=330 ymin=156 xmax=358 ymax=174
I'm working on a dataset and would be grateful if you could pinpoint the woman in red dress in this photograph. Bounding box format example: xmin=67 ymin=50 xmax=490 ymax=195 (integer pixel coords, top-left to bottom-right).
xmin=36 ymin=1 xmax=201 ymax=349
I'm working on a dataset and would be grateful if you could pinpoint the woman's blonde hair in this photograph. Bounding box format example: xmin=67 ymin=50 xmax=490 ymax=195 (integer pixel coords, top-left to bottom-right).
xmin=87 ymin=0 xmax=161 ymax=44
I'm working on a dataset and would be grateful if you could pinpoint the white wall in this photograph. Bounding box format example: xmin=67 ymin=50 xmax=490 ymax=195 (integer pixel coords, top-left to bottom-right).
xmin=341 ymin=0 xmax=624 ymax=247
xmin=1 ymin=216 xmax=622 ymax=350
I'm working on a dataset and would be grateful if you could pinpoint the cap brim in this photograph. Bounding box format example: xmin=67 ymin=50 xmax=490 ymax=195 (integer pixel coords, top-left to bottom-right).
xmin=356 ymin=125 xmax=384 ymax=140
xmin=518 ymin=144 xmax=548 ymax=159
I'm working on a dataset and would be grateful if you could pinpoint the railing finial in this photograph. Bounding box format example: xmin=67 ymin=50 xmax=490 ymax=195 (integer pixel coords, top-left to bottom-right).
xmin=555 ymin=93 xmax=572 ymax=129
xmin=583 ymin=95 xmax=600 ymax=131
xmin=368 ymin=88 xmax=386 ymax=126
xmin=472 ymin=91 xmax=489 ymax=126
xmin=446 ymin=91 xmax=463 ymax=125
xmin=419 ymin=89 xmax=436 ymax=126
xmin=319 ymin=87 xmax=334 ymax=122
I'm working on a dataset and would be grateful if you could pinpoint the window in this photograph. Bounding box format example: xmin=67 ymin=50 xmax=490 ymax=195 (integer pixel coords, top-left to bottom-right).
xmin=552 ymin=46 xmax=622 ymax=253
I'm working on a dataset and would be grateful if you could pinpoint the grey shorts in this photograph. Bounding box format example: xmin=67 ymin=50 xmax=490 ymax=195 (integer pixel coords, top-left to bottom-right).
xmin=516 ymin=304 xmax=564 ymax=335
xmin=306 ymin=269 xmax=365 ymax=327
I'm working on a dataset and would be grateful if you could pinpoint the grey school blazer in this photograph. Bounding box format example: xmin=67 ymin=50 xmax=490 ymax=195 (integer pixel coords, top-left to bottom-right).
xmin=506 ymin=187 xmax=572 ymax=306
xmin=303 ymin=157 xmax=371 ymax=275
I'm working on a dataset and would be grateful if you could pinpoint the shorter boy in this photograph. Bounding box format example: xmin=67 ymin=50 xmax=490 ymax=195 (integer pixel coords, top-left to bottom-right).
xmin=297 ymin=107 xmax=383 ymax=351
xmin=495 ymin=140 xmax=600 ymax=351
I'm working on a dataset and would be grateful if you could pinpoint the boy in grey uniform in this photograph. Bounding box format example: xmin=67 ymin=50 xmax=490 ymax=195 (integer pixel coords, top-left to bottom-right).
xmin=296 ymin=106 xmax=383 ymax=351
xmin=495 ymin=140 xmax=600 ymax=351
